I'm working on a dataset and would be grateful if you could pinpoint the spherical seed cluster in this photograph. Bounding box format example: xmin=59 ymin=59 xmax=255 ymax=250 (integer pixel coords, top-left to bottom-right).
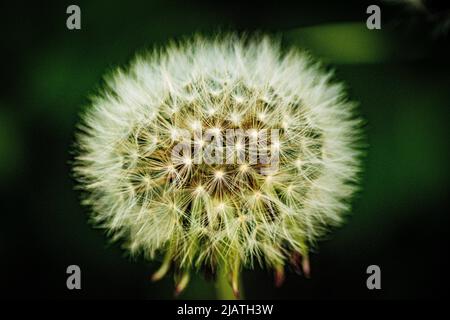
xmin=74 ymin=35 xmax=363 ymax=295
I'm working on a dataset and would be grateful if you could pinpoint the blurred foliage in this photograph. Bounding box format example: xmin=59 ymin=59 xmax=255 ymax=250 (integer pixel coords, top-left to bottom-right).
xmin=0 ymin=109 xmax=24 ymax=182
xmin=1 ymin=0 xmax=449 ymax=299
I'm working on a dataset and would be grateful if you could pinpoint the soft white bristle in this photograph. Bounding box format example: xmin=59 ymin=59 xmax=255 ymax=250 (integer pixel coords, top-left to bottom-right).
xmin=73 ymin=34 xmax=363 ymax=287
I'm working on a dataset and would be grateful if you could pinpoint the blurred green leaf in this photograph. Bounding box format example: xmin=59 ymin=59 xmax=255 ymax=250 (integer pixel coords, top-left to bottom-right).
xmin=285 ymin=22 xmax=429 ymax=64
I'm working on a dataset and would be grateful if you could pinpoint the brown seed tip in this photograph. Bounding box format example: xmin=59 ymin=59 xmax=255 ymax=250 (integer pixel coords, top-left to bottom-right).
xmin=151 ymin=253 xmax=172 ymax=282
xmin=173 ymin=272 xmax=190 ymax=297
xmin=232 ymin=286 xmax=240 ymax=299
xmin=231 ymin=278 xmax=240 ymax=299
xmin=290 ymin=251 xmax=302 ymax=275
xmin=151 ymin=271 xmax=163 ymax=282
xmin=302 ymin=255 xmax=311 ymax=278
xmin=274 ymin=265 xmax=285 ymax=287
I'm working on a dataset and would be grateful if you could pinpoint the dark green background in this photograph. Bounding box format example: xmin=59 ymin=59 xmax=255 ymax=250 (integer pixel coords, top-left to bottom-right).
xmin=1 ymin=0 xmax=449 ymax=299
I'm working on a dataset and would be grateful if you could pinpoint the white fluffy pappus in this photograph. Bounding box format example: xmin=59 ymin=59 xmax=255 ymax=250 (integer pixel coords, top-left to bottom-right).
xmin=73 ymin=34 xmax=364 ymax=297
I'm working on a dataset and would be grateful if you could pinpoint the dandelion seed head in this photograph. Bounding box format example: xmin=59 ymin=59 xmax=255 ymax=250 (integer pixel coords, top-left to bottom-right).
xmin=73 ymin=34 xmax=363 ymax=290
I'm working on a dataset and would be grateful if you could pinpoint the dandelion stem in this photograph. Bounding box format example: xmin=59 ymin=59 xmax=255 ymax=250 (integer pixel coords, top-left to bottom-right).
xmin=215 ymin=267 xmax=242 ymax=300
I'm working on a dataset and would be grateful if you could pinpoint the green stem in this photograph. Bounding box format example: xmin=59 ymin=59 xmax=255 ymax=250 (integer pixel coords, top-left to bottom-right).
xmin=215 ymin=268 xmax=240 ymax=300
xmin=215 ymin=268 xmax=244 ymax=300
